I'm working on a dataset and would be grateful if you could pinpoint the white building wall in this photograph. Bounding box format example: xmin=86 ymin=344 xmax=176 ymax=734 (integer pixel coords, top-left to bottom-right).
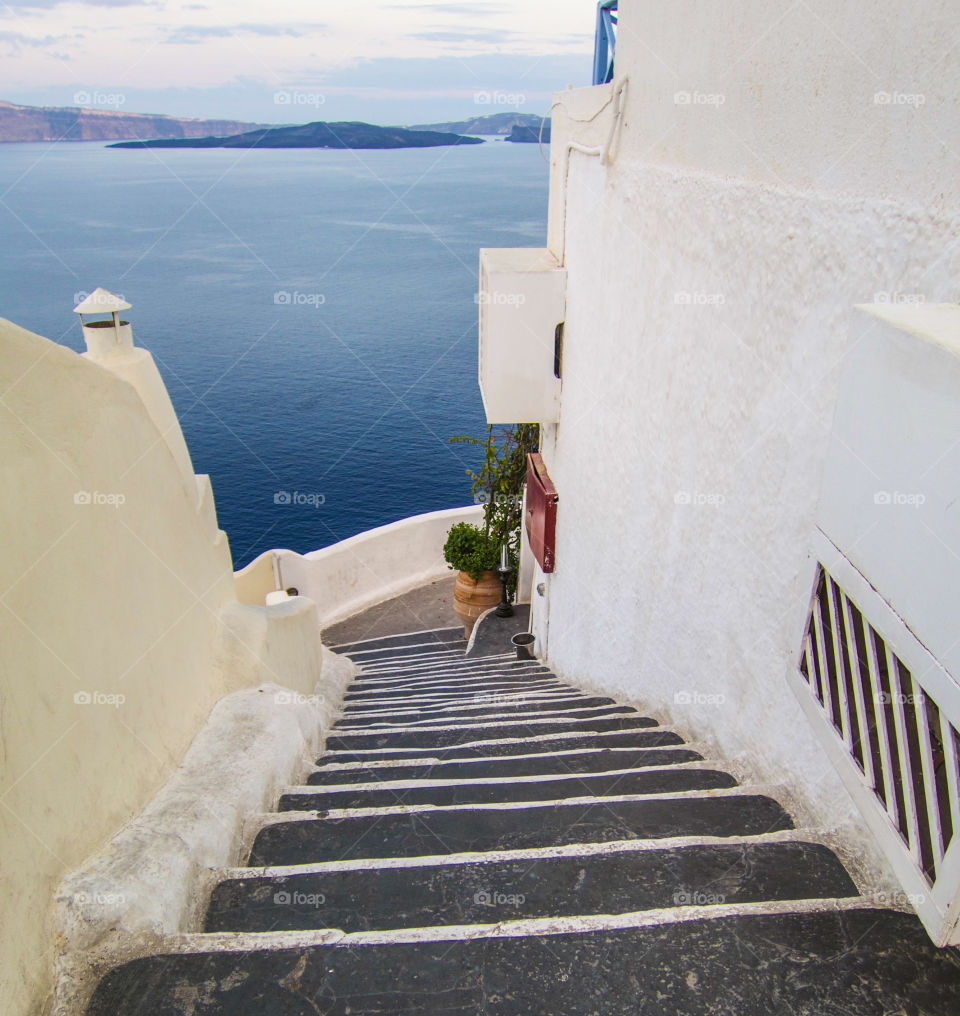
xmin=532 ymin=0 xmax=960 ymax=866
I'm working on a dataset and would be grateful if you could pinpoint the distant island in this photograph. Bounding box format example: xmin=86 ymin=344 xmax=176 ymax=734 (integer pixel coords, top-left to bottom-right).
xmin=408 ymin=112 xmax=550 ymax=138
xmin=109 ymin=121 xmax=484 ymax=150
xmin=0 ymin=99 xmax=263 ymax=143
xmin=0 ymin=100 xmax=548 ymax=148
xmin=506 ymin=123 xmax=551 ymax=144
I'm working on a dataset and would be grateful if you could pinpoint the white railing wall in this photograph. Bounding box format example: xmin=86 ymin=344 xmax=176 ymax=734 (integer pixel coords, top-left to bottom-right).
xmin=792 ymin=303 xmax=960 ymax=945
xmin=791 ymin=532 xmax=960 ymax=944
xmin=235 ymin=505 xmax=483 ymax=629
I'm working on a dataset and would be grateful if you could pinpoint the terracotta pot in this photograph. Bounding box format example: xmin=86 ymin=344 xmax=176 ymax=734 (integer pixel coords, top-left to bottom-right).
xmin=453 ymin=570 xmax=502 ymax=637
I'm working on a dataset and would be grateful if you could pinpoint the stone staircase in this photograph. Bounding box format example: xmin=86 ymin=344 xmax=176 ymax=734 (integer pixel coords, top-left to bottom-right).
xmin=85 ymin=626 xmax=960 ymax=1014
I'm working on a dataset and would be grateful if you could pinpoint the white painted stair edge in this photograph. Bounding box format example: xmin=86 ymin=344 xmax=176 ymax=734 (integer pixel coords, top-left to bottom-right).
xmin=164 ymin=895 xmax=909 ymax=956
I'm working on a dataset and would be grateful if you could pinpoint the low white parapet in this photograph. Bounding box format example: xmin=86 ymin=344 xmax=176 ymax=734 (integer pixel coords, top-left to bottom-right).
xmin=797 ymin=302 xmax=960 ymax=947
xmin=235 ymin=505 xmax=484 ymax=627
xmin=816 ymin=302 xmax=960 ymax=680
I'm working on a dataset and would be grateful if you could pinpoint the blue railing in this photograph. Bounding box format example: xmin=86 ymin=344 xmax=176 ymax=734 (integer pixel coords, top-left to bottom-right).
xmin=592 ymin=1 xmax=618 ymax=85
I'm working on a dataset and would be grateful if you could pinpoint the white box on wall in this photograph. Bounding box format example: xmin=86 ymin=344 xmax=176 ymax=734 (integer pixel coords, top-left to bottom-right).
xmin=478 ymin=248 xmax=566 ymax=424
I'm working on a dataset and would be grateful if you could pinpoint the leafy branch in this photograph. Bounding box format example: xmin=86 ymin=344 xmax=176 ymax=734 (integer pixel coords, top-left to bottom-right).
xmin=449 ymin=424 xmax=539 ymax=594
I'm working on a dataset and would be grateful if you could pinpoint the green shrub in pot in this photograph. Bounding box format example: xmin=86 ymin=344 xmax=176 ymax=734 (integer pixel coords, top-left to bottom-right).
xmin=442 ymin=521 xmax=499 ymax=581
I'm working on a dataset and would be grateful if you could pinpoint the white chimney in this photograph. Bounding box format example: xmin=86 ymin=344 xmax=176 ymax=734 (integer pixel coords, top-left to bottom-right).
xmin=73 ymin=288 xmax=197 ymax=494
xmin=73 ymin=287 xmax=134 ymax=360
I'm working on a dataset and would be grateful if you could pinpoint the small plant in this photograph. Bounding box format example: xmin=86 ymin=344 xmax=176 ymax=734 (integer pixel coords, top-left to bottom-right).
xmin=443 ymin=521 xmax=499 ymax=581
xmin=448 ymin=424 xmax=539 ymax=596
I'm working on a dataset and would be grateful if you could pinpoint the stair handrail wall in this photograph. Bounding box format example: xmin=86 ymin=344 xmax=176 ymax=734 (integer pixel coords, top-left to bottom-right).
xmin=791 ymin=303 xmax=960 ymax=946
xmin=235 ymin=505 xmax=485 ymax=625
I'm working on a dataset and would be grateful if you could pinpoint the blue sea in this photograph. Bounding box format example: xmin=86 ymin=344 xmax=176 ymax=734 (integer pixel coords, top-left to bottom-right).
xmin=0 ymin=139 xmax=548 ymax=567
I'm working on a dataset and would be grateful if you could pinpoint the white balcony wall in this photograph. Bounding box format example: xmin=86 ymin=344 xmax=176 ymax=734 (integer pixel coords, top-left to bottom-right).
xmin=816 ymin=303 xmax=960 ymax=682
xmin=237 ymin=505 xmax=484 ymax=627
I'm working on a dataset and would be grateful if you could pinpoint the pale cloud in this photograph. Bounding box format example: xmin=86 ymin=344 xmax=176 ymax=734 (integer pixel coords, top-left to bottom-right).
xmin=0 ymin=29 xmax=79 ymax=52
xmin=0 ymin=0 xmax=594 ymax=120
xmin=412 ymin=28 xmax=521 ymax=44
xmin=391 ymin=3 xmax=510 ymax=14
xmin=3 ymin=0 xmax=157 ymax=10
xmin=165 ymin=23 xmax=325 ymax=45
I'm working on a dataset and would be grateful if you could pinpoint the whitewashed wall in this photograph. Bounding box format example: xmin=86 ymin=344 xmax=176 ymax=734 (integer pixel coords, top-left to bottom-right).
xmin=237 ymin=505 xmax=484 ymax=627
xmin=531 ymin=0 xmax=960 ymax=866
xmin=817 ymin=303 xmax=960 ymax=682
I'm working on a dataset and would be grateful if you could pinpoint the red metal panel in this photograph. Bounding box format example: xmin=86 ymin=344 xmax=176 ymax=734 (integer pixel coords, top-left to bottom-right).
xmin=525 ymin=452 xmax=558 ymax=573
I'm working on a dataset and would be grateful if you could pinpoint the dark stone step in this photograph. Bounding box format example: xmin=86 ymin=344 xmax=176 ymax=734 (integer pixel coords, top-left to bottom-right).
xmin=466 ymin=603 xmax=531 ymax=659
xmin=347 ymin=647 xmax=466 ymax=667
xmin=319 ymin=728 xmax=685 ymax=764
xmin=345 ymin=673 xmax=559 ymax=699
xmin=309 ymin=747 xmax=704 ymax=785
xmin=325 ymin=715 xmax=658 ymax=752
xmin=347 ymin=666 xmax=552 ymax=682
xmin=206 ymin=841 xmax=856 ymax=933
xmin=341 ymin=694 xmax=618 ymax=718
xmin=334 ymin=709 xmax=634 ymax=733
xmin=281 ymin=767 xmax=737 ymax=810
xmin=353 ymin=665 xmax=553 ymax=687
xmin=345 ymin=686 xmax=585 ymax=711
xmin=347 ymin=670 xmax=560 ymax=686
xmin=343 ymin=686 xmax=568 ymax=711
xmin=249 ymin=795 xmax=793 ymax=866
xmin=349 ymin=677 xmax=557 ymax=698
xmin=335 ymin=703 xmax=632 ymax=729
xmin=353 ymin=654 xmax=548 ymax=670
xmin=331 ymin=627 xmax=464 ymax=655
xmin=87 ymin=911 xmax=960 ymax=1015
xmin=353 ymin=650 xmax=516 ymax=666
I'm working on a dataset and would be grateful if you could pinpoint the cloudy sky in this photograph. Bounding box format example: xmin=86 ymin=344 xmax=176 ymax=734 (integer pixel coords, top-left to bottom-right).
xmin=0 ymin=0 xmax=595 ymax=123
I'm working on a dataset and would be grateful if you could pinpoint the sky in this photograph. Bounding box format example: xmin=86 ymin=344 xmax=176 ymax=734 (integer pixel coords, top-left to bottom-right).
xmin=0 ymin=0 xmax=596 ymax=124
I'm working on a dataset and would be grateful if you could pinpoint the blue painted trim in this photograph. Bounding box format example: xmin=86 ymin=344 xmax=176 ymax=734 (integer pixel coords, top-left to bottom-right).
xmin=592 ymin=1 xmax=618 ymax=86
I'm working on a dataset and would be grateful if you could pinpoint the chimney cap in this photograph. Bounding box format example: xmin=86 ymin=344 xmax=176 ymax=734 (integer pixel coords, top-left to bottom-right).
xmin=73 ymin=287 xmax=131 ymax=315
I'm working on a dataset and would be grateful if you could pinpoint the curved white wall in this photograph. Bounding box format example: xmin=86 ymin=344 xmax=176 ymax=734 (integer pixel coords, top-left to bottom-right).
xmin=237 ymin=505 xmax=484 ymax=628
xmin=532 ymin=0 xmax=960 ymax=869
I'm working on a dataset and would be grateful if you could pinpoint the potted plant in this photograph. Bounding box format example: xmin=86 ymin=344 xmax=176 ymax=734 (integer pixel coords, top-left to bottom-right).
xmin=442 ymin=521 xmax=501 ymax=636
xmin=445 ymin=424 xmax=539 ymax=635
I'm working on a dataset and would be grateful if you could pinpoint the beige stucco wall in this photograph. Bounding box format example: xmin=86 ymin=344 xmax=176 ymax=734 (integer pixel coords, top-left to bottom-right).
xmin=0 ymin=316 xmax=319 ymax=1015
xmin=235 ymin=548 xmax=278 ymax=605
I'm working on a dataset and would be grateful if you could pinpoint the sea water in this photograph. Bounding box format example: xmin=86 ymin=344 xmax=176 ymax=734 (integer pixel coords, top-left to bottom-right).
xmin=0 ymin=138 xmax=548 ymax=566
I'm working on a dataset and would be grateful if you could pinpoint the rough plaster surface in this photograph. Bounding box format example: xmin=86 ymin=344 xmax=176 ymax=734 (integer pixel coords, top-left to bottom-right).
xmin=51 ymin=647 xmax=354 ymax=1016
xmin=531 ymin=82 xmax=960 ymax=894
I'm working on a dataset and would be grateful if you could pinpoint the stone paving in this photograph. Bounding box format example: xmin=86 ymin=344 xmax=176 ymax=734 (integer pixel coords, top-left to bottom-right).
xmin=85 ymin=623 xmax=960 ymax=1014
